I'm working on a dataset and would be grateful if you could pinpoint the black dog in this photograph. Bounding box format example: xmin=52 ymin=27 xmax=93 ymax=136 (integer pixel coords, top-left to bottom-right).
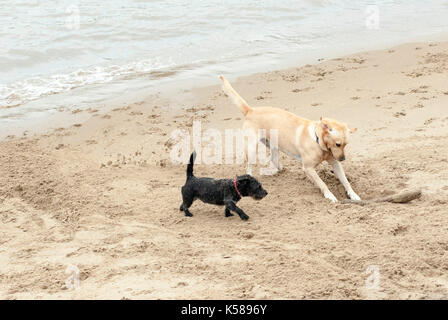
xmin=180 ymin=151 xmax=268 ymax=220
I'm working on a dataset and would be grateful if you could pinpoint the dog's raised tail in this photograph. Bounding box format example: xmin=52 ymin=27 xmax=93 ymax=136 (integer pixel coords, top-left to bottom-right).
xmin=220 ymin=75 xmax=252 ymax=116
xmin=186 ymin=151 xmax=196 ymax=179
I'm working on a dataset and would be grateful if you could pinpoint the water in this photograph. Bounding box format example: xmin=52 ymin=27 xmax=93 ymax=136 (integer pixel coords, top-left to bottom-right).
xmin=1 ymin=0 xmax=447 ymax=124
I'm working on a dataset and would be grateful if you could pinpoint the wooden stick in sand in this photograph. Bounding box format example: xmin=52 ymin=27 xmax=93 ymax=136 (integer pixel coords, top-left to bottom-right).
xmin=341 ymin=190 xmax=422 ymax=206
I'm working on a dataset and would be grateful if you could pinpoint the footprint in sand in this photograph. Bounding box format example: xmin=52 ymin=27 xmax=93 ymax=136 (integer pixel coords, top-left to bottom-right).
xmin=55 ymin=144 xmax=66 ymax=150
xmin=424 ymin=118 xmax=437 ymax=125
xmin=292 ymin=87 xmax=313 ymax=93
xmin=413 ymin=103 xmax=425 ymax=109
xmin=129 ymin=111 xmax=143 ymax=116
xmin=112 ymin=106 xmax=131 ymax=112
xmin=348 ymin=57 xmax=365 ymax=64
xmin=405 ymin=71 xmax=423 ymax=78
xmin=148 ymin=114 xmax=161 ymax=120
xmin=313 ymin=70 xmax=332 ymax=77
xmin=410 ymin=86 xmax=429 ymax=94
xmin=391 ymin=224 xmax=409 ymax=236
xmin=394 ymin=111 xmax=406 ymax=118
xmin=255 ymin=91 xmax=272 ymax=100
xmin=282 ymin=74 xmax=299 ymax=82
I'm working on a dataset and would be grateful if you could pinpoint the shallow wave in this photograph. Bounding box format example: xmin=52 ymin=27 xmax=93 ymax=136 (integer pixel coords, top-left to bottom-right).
xmin=0 ymin=59 xmax=176 ymax=108
xmin=0 ymin=51 xmax=258 ymax=108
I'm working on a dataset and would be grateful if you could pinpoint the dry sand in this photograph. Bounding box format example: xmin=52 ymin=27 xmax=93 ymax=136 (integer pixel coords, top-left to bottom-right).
xmin=1 ymin=42 xmax=448 ymax=299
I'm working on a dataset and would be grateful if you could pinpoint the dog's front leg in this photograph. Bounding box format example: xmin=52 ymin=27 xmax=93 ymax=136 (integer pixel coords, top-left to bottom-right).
xmin=225 ymin=201 xmax=249 ymax=220
xmin=304 ymin=166 xmax=338 ymax=203
xmin=329 ymin=159 xmax=361 ymax=201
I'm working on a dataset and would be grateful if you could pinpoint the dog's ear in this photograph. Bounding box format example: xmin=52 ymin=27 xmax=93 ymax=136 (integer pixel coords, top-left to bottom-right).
xmin=319 ymin=117 xmax=329 ymax=131
xmin=237 ymin=175 xmax=252 ymax=188
xmin=349 ymin=127 xmax=358 ymax=134
xmin=237 ymin=174 xmax=251 ymax=182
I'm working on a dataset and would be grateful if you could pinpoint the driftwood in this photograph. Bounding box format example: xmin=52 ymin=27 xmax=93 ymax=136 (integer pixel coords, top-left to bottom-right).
xmin=341 ymin=190 xmax=422 ymax=206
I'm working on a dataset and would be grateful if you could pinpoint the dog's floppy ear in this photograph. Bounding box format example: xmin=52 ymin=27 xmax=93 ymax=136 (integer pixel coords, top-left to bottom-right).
xmin=237 ymin=174 xmax=252 ymax=188
xmin=349 ymin=127 xmax=358 ymax=134
xmin=236 ymin=175 xmax=251 ymax=194
xmin=319 ymin=117 xmax=329 ymax=131
xmin=237 ymin=174 xmax=251 ymax=182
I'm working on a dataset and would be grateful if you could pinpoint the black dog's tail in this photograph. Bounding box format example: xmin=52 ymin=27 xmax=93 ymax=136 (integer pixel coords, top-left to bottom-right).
xmin=186 ymin=151 xmax=196 ymax=180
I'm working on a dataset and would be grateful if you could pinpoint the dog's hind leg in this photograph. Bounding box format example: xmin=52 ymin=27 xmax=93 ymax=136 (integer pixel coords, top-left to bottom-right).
xmin=181 ymin=194 xmax=194 ymax=217
xmin=225 ymin=208 xmax=234 ymax=217
xmin=260 ymin=138 xmax=282 ymax=172
xmin=242 ymin=122 xmax=258 ymax=175
xmin=182 ymin=204 xmax=193 ymax=217
xmin=270 ymin=145 xmax=282 ymax=171
xmin=244 ymin=152 xmax=253 ymax=175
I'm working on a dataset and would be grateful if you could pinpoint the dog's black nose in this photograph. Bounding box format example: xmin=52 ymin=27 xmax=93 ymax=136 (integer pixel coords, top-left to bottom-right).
xmin=339 ymin=156 xmax=345 ymax=161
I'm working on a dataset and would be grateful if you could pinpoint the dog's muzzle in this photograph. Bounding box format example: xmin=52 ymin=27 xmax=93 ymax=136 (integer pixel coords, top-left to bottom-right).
xmin=339 ymin=156 xmax=346 ymax=161
xmin=254 ymin=190 xmax=268 ymax=200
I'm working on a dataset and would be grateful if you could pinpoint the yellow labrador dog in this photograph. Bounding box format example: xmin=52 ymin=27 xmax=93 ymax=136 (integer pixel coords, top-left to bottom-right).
xmin=220 ymin=75 xmax=360 ymax=203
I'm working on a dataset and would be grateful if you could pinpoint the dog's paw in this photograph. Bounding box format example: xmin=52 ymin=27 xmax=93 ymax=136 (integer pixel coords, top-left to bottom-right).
xmin=225 ymin=212 xmax=234 ymax=217
xmin=347 ymin=190 xmax=361 ymax=201
xmin=184 ymin=212 xmax=193 ymax=217
xmin=239 ymin=214 xmax=249 ymax=221
xmin=324 ymin=192 xmax=338 ymax=203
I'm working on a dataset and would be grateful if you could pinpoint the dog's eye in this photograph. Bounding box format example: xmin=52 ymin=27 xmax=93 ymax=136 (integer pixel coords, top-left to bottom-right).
xmin=336 ymin=143 xmax=341 ymax=147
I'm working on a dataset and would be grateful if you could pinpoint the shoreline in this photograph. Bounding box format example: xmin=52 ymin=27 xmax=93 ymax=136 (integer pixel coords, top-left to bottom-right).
xmin=3 ymin=33 xmax=448 ymax=140
xmin=1 ymin=40 xmax=448 ymax=299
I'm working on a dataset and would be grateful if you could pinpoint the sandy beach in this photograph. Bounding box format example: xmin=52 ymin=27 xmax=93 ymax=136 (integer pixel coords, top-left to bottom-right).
xmin=1 ymin=41 xmax=448 ymax=299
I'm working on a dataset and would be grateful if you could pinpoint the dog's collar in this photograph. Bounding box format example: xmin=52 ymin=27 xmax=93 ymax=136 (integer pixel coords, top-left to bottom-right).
xmin=233 ymin=177 xmax=242 ymax=198
xmin=314 ymin=129 xmax=328 ymax=151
